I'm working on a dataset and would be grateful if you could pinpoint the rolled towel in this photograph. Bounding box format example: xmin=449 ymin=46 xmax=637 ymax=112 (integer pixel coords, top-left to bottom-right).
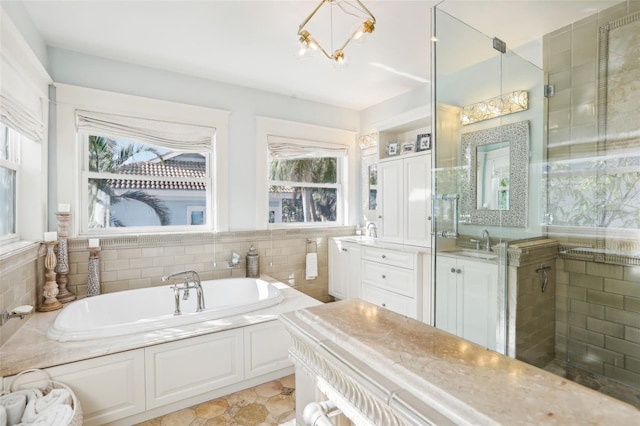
xmin=0 ymin=393 xmax=26 ymax=426
xmin=0 ymin=405 xmax=7 ymax=426
xmin=21 ymin=389 xmax=71 ymax=424
xmin=16 ymin=404 xmax=73 ymax=426
xmin=305 ymin=252 xmax=318 ymax=280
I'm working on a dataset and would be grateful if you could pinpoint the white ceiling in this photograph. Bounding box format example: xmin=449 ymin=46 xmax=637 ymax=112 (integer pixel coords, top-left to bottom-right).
xmin=16 ymin=0 xmax=621 ymax=110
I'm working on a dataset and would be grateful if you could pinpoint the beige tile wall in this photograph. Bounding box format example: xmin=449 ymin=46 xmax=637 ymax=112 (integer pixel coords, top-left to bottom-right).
xmin=544 ymin=1 xmax=640 ymax=388
xmin=0 ymin=244 xmax=42 ymax=345
xmin=64 ymin=227 xmax=353 ymax=303
xmin=556 ymin=258 xmax=640 ymax=388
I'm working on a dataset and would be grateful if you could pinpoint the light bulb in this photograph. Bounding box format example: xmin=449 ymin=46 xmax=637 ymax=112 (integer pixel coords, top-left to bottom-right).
xmin=332 ymin=50 xmax=348 ymax=69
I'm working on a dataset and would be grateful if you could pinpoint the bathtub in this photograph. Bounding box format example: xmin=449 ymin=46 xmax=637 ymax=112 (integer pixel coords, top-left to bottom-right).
xmin=47 ymin=277 xmax=284 ymax=341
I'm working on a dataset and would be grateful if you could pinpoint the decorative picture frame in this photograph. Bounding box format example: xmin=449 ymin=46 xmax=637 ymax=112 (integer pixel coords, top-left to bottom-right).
xmin=416 ymin=133 xmax=432 ymax=151
xmin=387 ymin=140 xmax=398 ymax=156
xmin=401 ymin=142 xmax=415 ymax=154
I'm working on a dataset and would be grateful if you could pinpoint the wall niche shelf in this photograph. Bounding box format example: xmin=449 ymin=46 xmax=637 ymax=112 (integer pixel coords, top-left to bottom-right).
xmin=374 ymin=105 xmax=431 ymax=160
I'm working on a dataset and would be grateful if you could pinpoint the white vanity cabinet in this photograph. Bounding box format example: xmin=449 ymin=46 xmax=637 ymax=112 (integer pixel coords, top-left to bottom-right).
xmin=378 ymin=152 xmax=431 ymax=247
xmin=361 ymin=246 xmax=422 ymax=320
xmin=328 ymin=238 xmax=361 ymax=300
xmin=435 ymin=255 xmax=498 ymax=350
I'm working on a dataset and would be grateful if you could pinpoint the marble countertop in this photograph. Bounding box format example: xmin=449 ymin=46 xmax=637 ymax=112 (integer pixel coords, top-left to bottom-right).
xmin=281 ymin=299 xmax=640 ymax=425
xmin=0 ymin=278 xmax=321 ymax=378
xmin=332 ymin=236 xmax=430 ymax=254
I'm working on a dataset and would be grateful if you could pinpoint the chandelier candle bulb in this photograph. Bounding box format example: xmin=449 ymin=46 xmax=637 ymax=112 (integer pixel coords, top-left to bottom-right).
xmin=88 ymin=238 xmax=100 ymax=248
xmin=44 ymin=232 xmax=57 ymax=242
xmin=58 ymin=203 xmax=71 ymax=213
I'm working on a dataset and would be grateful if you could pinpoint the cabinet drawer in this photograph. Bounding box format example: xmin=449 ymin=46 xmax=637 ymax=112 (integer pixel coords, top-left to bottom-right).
xmin=362 ymin=246 xmax=415 ymax=269
xmin=362 ymin=260 xmax=415 ymax=297
xmin=362 ymin=284 xmax=417 ymax=319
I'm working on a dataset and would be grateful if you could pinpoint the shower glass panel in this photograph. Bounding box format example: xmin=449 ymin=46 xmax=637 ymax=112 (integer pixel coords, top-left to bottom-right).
xmin=432 ymin=4 xmax=545 ymax=357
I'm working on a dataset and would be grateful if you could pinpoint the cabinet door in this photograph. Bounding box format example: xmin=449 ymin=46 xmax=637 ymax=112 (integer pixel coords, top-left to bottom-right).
xmin=38 ymin=350 xmax=145 ymax=426
xmin=244 ymin=321 xmax=292 ymax=379
xmin=459 ymin=259 xmax=498 ymax=350
xmin=379 ymin=159 xmax=404 ymax=243
xmin=347 ymin=244 xmax=362 ymax=299
xmin=404 ymin=154 xmax=431 ymax=247
xmin=328 ymin=238 xmax=348 ymax=299
xmin=145 ymin=329 xmax=243 ymax=409
xmin=434 ymin=256 xmax=459 ymax=335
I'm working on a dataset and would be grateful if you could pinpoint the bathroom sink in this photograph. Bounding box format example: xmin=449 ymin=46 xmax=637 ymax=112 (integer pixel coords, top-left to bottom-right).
xmin=444 ymin=249 xmax=498 ymax=260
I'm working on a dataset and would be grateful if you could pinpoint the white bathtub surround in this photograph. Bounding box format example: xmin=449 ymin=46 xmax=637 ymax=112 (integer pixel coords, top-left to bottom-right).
xmin=47 ymin=277 xmax=284 ymax=341
xmin=0 ymin=277 xmax=320 ymax=425
xmin=280 ymin=299 xmax=640 ymax=425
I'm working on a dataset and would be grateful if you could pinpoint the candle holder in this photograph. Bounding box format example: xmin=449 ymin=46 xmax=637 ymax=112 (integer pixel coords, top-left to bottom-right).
xmin=55 ymin=212 xmax=76 ymax=303
xmin=39 ymin=241 xmax=63 ymax=312
xmin=87 ymin=247 xmax=101 ymax=297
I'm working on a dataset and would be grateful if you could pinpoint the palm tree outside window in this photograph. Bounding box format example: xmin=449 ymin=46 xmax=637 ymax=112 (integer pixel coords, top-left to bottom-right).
xmin=84 ymin=135 xmax=211 ymax=230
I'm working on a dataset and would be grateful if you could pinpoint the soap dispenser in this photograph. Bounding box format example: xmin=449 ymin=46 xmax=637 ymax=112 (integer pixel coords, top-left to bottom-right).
xmin=246 ymin=245 xmax=259 ymax=278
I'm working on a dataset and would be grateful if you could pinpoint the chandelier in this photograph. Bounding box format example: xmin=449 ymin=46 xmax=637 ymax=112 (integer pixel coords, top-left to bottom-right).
xmin=297 ymin=0 xmax=376 ymax=64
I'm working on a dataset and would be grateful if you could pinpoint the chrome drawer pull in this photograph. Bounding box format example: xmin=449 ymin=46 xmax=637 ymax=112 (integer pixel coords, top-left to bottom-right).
xmin=381 ymin=254 xmax=386 ymax=259
xmin=451 ymin=268 xmax=456 ymax=273
xmin=382 ymin=275 xmax=386 ymax=279
xmin=456 ymin=269 xmax=462 ymax=274
xmin=341 ymin=248 xmax=347 ymax=252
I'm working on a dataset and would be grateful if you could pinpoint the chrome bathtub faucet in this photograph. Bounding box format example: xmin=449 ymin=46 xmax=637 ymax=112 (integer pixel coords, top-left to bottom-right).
xmin=162 ymin=270 xmax=205 ymax=315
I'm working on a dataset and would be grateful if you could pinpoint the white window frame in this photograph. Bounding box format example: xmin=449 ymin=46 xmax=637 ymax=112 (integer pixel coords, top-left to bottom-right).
xmin=0 ymin=124 xmax=20 ymax=243
xmin=54 ymin=84 xmax=230 ymax=237
xmin=79 ymin=134 xmax=213 ymax=233
xmin=255 ymin=116 xmax=357 ymax=230
xmin=267 ymin=155 xmax=345 ymax=226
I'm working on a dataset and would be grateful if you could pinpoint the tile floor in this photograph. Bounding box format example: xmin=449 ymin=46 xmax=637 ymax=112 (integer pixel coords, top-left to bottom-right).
xmin=136 ymin=375 xmax=296 ymax=426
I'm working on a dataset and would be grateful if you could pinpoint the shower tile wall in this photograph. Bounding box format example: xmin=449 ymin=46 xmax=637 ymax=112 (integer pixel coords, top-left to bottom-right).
xmin=545 ymin=0 xmax=640 ymax=389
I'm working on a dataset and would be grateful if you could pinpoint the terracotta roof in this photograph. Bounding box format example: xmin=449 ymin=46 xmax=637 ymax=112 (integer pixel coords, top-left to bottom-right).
xmin=108 ymin=160 xmax=206 ymax=191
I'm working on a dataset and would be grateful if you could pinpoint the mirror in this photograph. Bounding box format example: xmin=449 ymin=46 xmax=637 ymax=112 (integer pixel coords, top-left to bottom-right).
xmin=476 ymin=141 xmax=510 ymax=210
xmin=361 ymin=154 xmax=378 ymax=221
xmin=460 ymin=120 xmax=529 ymax=227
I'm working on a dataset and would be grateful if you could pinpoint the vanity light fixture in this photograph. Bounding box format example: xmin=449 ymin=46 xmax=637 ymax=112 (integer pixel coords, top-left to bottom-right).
xmin=297 ymin=0 xmax=376 ymax=64
xmin=460 ymin=90 xmax=529 ymax=125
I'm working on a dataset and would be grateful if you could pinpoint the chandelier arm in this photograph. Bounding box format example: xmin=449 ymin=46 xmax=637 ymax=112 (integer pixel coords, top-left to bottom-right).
xmin=335 ymin=0 xmax=375 ymax=22
xmin=298 ymin=0 xmax=330 ymax=34
xmin=353 ymin=0 xmax=376 ymax=24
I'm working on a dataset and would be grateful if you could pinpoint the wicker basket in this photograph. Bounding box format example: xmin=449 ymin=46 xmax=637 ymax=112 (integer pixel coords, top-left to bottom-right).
xmin=3 ymin=368 xmax=83 ymax=425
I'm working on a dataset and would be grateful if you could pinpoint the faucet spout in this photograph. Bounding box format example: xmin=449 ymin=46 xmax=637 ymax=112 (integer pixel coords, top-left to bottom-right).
xmin=164 ymin=270 xmax=205 ymax=314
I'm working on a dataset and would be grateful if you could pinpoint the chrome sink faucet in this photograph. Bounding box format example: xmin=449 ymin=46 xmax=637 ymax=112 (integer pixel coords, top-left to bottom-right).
xmin=162 ymin=270 xmax=205 ymax=315
xmin=481 ymin=229 xmax=492 ymax=251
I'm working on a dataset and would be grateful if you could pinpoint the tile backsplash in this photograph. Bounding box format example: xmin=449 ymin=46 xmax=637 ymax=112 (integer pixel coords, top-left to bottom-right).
xmin=64 ymin=227 xmax=352 ymax=302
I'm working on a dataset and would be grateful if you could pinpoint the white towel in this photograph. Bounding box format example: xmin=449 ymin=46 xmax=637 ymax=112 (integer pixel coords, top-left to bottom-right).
xmin=0 ymin=405 xmax=6 ymax=426
xmin=305 ymin=252 xmax=318 ymax=280
xmin=16 ymin=404 xmax=73 ymax=426
xmin=21 ymin=389 xmax=71 ymax=424
xmin=0 ymin=393 xmax=26 ymax=426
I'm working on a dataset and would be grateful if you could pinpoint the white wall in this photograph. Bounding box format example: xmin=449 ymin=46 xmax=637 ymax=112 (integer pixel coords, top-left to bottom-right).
xmin=1 ymin=2 xmax=49 ymax=70
xmin=47 ymin=47 xmax=360 ymax=231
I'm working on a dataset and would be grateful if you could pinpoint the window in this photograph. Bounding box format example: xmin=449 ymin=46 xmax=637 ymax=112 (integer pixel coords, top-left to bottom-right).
xmin=544 ymin=150 xmax=640 ymax=230
xmin=268 ymin=157 xmax=341 ymax=224
xmin=266 ymin=135 xmax=347 ymax=225
xmin=82 ymin=134 xmax=211 ymax=231
xmin=0 ymin=123 xmax=20 ymax=239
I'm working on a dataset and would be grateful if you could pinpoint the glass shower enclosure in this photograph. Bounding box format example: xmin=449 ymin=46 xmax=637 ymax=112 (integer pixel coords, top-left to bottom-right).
xmin=430 ymin=4 xmax=546 ymax=357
